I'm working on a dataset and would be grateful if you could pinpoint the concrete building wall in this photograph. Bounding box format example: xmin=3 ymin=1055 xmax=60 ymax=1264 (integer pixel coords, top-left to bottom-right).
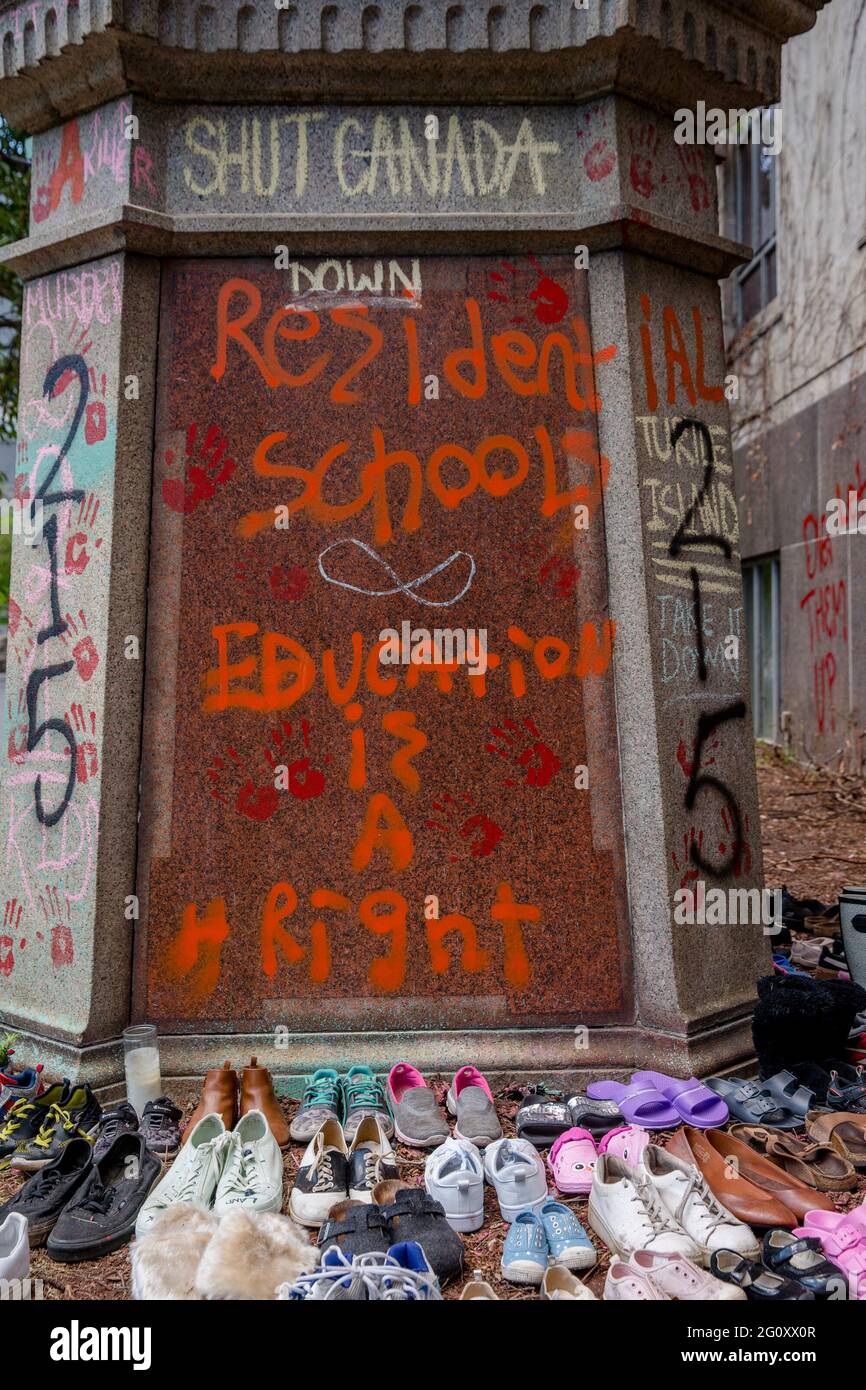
xmin=724 ymin=0 xmax=866 ymax=767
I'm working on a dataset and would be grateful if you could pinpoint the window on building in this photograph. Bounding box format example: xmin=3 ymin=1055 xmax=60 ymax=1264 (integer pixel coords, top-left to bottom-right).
xmin=730 ymin=116 xmax=778 ymax=328
xmin=743 ymin=555 xmax=780 ymax=742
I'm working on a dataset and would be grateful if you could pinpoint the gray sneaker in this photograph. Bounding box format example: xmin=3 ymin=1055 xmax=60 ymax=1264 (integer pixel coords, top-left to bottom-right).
xmin=387 ymin=1064 xmax=449 ymax=1149
xmin=446 ymin=1065 xmax=502 ymax=1147
xmin=289 ymin=1069 xmax=341 ymax=1143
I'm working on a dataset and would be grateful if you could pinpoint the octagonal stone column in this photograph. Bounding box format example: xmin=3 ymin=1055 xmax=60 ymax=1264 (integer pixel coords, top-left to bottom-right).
xmin=0 ymin=0 xmax=828 ymax=1087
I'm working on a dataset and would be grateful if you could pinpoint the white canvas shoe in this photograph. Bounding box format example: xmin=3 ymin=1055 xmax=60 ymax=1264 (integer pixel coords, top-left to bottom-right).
xmin=425 ymin=1137 xmax=485 ymax=1232
xmin=604 ymin=1259 xmax=668 ymax=1300
xmin=0 ymin=1211 xmax=29 ymax=1282
xmin=588 ymin=1152 xmax=701 ymax=1261
xmin=628 ymin=1248 xmax=746 ymax=1300
xmin=213 ymin=1110 xmax=283 ymax=1215
xmin=483 ymin=1137 xmax=548 ymax=1221
xmin=135 ymin=1113 xmax=229 ymax=1236
xmin=638 ymin=1145 xmax=760 ymax=1263
xmin=347 ymin=1116 xmax=398 ymax=1202
xmin=290 ymin=1119 xmax=349 ymax=1227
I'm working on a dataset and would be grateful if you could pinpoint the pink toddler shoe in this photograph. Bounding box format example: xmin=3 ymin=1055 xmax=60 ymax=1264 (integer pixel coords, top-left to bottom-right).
xmin=548 ymin=1127 xmax=598 ymax=1194
xmin=598 ymin=1125 xmax=650 ymax=1166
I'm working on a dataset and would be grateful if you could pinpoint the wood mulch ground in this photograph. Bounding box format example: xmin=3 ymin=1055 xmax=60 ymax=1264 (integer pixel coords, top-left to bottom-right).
xmin=2 ymin=744 xmax=865 ymax=1301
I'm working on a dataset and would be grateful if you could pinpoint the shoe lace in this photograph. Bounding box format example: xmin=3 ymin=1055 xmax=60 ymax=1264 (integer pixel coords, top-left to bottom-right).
xmin=33 ymin=1104 xmax=79 ymax=1149
xmin=343 ymin=1074 xmax=384 ymax=1111
xmin=172 ymin=1133 xmax=230 ymax=1202
xmin=222 ymin=1137 xmax=266 ymax=1197
xmin=79 ymin=1179 xmax=117 ymax=1216
xmin=313 ymin=1150 xmax=336 ymax=1192
xmin=0 ymin=1100 xmax=35 ymax=1138
xmin=672 ymin=1170 xmax=733 ymax=1237
xmin=303 ymin=1074 xmax=340 ymax=1107
xmin=143 ymin=1106 xmax=175 ymax=1135
xmin=630 ymin=1174 xmax=680 ymax=1239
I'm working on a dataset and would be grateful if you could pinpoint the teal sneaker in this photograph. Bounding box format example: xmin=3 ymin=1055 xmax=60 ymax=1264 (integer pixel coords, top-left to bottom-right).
xmin=341 ymin=1067 xmax=393 ymax=1142
xmin=289 ymin=1069 xmax=341 ymax=1143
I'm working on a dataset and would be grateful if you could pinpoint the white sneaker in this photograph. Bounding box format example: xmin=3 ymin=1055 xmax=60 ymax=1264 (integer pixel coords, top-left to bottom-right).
xmin=541 ymin=1266 xmax=598 ymax=1300
xmin=588 ymin=1152 xmax=701 ymax=1261
xmin=213 ymin=1110 xmax=283 ymax=1215
xmin=638 ymin=1145 xmax=760 ymax=1264
xmin=348 ymin=1116 xmax=398 ymax=1202
xmin=483 ymin=1137 xmax=548 ymax=1221
xmin=0 ymin=1211 xmax=29 ymax=1282
xmin=604 ymin=1259 xmax=668 ymax=1300
xmin=289 ymin=1119 xmax=349 ymax=1227
xmin=628 ymin=1248 xmax=746 ymax=1300
xmin=425 ymin=1137 xmax=485 ymax=1232
xmin=135 ymin=1113 xmax=229 ymax=1236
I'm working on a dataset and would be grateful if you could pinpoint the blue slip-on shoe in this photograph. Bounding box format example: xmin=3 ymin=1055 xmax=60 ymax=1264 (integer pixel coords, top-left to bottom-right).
xmin=539 ymin=1198 xmax=597 ymax=1271
xmin=501 ymin=1209 xmax=549 ymax=1285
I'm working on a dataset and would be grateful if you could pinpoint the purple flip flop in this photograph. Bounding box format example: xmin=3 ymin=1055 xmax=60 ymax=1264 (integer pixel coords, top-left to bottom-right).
xmin=585 ymin=1078 xmax=681 ymax=1129
xmin=630 ymin=1070 xmax=729 ymax=1128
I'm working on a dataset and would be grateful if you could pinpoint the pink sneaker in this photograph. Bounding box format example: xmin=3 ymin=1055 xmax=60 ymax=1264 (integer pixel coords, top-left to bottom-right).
xmin=548 ymin=1127 xmax=598 ymax=1194
xmin=446 ymin=1066 xmax=501 ymax=1147
xmin=598 ymin=1125 xmax=650 ymax=1166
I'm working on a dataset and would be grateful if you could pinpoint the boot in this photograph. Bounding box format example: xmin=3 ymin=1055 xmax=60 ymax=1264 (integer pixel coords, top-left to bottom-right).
xmin=239 ymin=1057 xmax=289 ymax=1148
xmin=182 ymin=1060 xmax=237 ymax=1144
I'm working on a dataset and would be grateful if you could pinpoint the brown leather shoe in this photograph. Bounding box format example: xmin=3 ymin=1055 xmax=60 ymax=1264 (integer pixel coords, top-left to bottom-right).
xmin=182 ymin=1059 xmax=237 ymax=1143
xmin=239 ymin=1056 xmax=290 ymax=1148
xmin=667 ymin=1125 xmax=798 ymax=1227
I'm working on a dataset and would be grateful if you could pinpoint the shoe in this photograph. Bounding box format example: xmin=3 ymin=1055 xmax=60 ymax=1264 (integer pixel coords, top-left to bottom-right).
xmin=628 ymin=1248 xmax=746 ymax=1300
xmin=290 ymin=1118 xmax=349 ymax=1226
xmin=501 ymin=1209 xmax=549 ymax=1285
xmin=483 ymin=1136 xmax=548 ymax=1221
xmin=93 ymin=1102 xmax=139 ymax=1161
xmin=340 ymin=1066 xmax=393 ymax=1142
xmin=605 ymin=1259 xmax=668 ymax=1299
xmin=446 ymin=1065 xmax=502 ymax=1147
xmin=11 ymin=1084 xmax=102 ymax=1171
xmin=0 ymin=1082 xmax=72 ymax=1164
xmin=317 ymin=1201 xmax=392 ymax=1257
xmin=139 ymin=1096 xmax=183 ymax=1157
xmin=387 ymin=1063 xmax=449 ymax=1149
xmin=0 ymin=1211 xmax=29 ymax=1281
xmin=762 ymin=1228 xmax=848 ymax=1299
xmin=588 ymin=1152 xmax=701 ymax=1261
xmin=791 ymin=1209 xmax=866 ymax=1298
xmin=377 ymin=1241 xmax=443 ymax=1300
xmin=280 ymin=1242 xmax=443 ymax=1300
xmin=548 ymin=1126 xmax=597 ymax=1195
xmin=239 ymin=1056 xmax=289 ymax=1148
xmin=0 ymin=1064 xmax=43 ymax=1117
xmin=516 ymin=1084 xmax=571 ymax=1148
xmin=540 ymin=1265 xmax=597 ymax=1299
xmin=213 ymin=1109 xmax=283 ymax=1214
xmin=290 ymin=1069 xmax=341 ymax=1143
xmin=379 ymin=1187 xmax=464 ymax=1286
xmin=460 ymin=1270 xmax=500 ymax=1299
xmin=182 ymin=1060 xmax=237 ymax=1143
xmin=348 ymin=1115 xmax=398 ymax=1201
xmin=709 ymin=1249 xmax=816 ymax=1300
xmin=538 ymin=1198 xmax=596 ymax=1271
xmin=280 ymin=1245 xmax=370 ymax=1300
xmin=0 ymin=1137 xmax=92 ymax=1245
xmin=566 ymin=1092 xmax=626 ymax=1138
xmin=136 ymin=1113 xmax=229 ymax=1236
xmin=598 ymin=1125 xmax=651 ymax=1166
xmin=640 ymin=1144 xmax=760 ymax=1262
xmin=47 ymin=1132 xmax=160 ymax=1262
xmin=424 ymin=1136 xmax=484 ymax=1232
xmin=666 ymin=1124 xmax=813 ymax=1226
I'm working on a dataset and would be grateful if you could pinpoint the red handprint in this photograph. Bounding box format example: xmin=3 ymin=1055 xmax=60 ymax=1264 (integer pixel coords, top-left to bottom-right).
xmin=629 ymin=122 xmax=662 ymax=198
xmin=676 ymin=145 xmax=710 ymax=212
xmin=425 ymin=791 xmax=504 ymax=863
xmin=162 ymin=423 xmax=236 ymax=515
xmin=487 ymin=255 xmax=569 ymax=326
xmin=487 ymin=717 xmax=562 ymax=789
xmin=264 ymin=718 xmax=326 ymax=801
xmin=577 ymin=104 xmax=618 ymax=183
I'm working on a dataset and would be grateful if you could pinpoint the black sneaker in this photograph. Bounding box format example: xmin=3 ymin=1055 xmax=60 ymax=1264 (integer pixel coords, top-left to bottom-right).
xmin=140 ymin=1096 xmax=182 ymax=1156
xmin=379 ymin=1189 xmax=464 ymax=1287
xmin=318 ymin=1201 xmax=392 ymax=1257
xmin=289 ymin=1118 xmax=349 ymax=1227
xmin=0 ymin=1082 xmax=72 ymax=1164
xmin=11 ymin=1083 xmax=102 ymax=1171
xmin=93 ymin=1102 xmax=139 ymax=1161
xmin=0 ymin=1136 xmax=92 ymax=1245
xmin=340 ymin=1067 xmax=394 ymax=1142
xmin=46 ymin=1132 xmax=160 ymax=1262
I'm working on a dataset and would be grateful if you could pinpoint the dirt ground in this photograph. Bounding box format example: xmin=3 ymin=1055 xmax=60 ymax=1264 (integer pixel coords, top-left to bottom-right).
xmin=3 ymin=744 xmax=866 ymax=1301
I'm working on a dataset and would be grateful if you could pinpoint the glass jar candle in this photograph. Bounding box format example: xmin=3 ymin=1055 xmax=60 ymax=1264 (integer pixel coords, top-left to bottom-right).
xmin=123 ymin=1024 xmax=162 ymax=1117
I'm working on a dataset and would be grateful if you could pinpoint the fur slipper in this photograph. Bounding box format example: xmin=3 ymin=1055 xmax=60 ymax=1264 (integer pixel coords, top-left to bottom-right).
xmin=753 ymin=975 xmax=866 ymax=1077
xmin=131 ymin=1204 xmax=218 ymax=1300
xmin=195 ymin=1209 xmax=313 ymax=1300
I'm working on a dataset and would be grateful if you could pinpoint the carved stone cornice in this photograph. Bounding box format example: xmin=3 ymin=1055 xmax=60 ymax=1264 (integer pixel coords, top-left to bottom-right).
xmin=0 ymin=0 xmax=830 ymax=132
